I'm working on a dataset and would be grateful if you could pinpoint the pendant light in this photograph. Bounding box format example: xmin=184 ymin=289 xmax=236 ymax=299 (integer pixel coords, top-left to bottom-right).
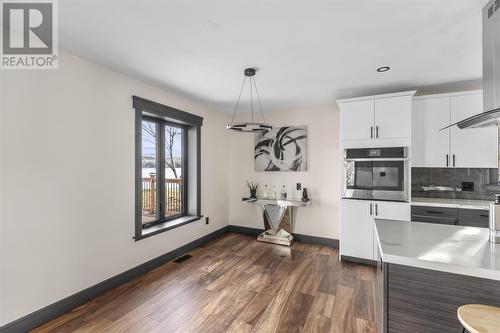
xmin=227 ymin=68 xmax=272 ymax=132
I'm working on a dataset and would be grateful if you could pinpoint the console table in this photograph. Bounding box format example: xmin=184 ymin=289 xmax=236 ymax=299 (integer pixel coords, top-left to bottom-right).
xmin=243 ymin=197 xmax=311 ymax=246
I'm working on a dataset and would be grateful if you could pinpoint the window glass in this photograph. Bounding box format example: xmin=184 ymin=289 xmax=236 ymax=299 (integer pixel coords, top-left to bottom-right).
xmin=164 ymin=125 xmax=184 ymax=218
xmin=141 ymin=120 xmax=158 ymax=224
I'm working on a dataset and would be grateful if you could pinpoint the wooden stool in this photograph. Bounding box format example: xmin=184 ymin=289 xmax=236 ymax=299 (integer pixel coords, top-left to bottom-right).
xmin=457 ymin=304 xmax=500 ymax=333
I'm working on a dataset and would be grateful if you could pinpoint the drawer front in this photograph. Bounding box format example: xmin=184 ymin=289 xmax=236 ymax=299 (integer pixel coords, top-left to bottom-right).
xmin=458 ymin=209 xmax=489 ymax=228
xmin=375 ymin=202 xmax=410 ymax=221
xmin=411 ymin=206 xmax=458 ymax=225
xmin=411 ymin=215 xmax=458 ymax=225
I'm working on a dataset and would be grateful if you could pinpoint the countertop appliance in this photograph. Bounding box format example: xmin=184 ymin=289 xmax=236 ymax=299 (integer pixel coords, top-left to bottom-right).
xmin=343 ymin=147 xmax=409 ymax=202
xmin=489 ymin=194 xmax=500 ymax=243
xmin=442 ymin=0 xmax=500 ymax=130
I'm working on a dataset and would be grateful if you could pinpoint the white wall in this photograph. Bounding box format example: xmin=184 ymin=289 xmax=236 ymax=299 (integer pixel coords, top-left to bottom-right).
xmin=228 ymin=105 xmax=341 ymax=239
xmin=0 ymin=49 xmax=342 ymax=327
xmin=0 ymin=51 xmax=230 ymax=326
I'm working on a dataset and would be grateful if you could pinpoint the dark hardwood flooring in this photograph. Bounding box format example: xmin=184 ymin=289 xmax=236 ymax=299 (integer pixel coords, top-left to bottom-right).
xmin=31 ymin=233 xmax=378 ymax=333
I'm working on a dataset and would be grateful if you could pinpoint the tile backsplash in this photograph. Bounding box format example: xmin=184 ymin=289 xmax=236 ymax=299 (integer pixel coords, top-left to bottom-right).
xmin=412 ymin=168 xmax=499 ymax=200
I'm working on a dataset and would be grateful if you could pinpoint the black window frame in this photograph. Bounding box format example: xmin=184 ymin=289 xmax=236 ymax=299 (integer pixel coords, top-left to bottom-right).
xmin=133 ymin=96 xmax=203 ymax=241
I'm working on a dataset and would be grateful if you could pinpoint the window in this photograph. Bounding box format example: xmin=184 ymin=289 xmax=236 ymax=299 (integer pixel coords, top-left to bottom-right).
xmin=133 ymin=96 xmax=203 ymax=240
xmin=141 ymin=118 xmax=186 ymax=225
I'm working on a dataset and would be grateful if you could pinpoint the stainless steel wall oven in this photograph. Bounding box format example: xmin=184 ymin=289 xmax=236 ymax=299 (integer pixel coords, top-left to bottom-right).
xmin=343 ymin=147 xmax=409 ymax=202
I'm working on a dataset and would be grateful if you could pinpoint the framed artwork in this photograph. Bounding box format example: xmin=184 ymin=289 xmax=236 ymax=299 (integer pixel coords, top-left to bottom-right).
xmin=255 ymin=126 xmax=307 ymax=171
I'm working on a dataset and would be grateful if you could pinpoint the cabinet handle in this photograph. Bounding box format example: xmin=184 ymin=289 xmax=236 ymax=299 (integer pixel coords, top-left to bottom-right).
xmin=375 ymin=203 xmax=378 ymax=216
xmin=370 ymin=126 xmax=373 ymax=139
xmin=453 ymin=154 xmax=456 ymax=167
xmin=446 ymin=154 xmax=449 ymax=167
xmin=413 ymin=214 xmax=456 ymax=220
xmin=425 ymin=210 xmax=443 ymax=214
xmin=376 ymin=126 xmax=379 ymax=138
xmin=369 ymin=203 xmax=373 ymax=215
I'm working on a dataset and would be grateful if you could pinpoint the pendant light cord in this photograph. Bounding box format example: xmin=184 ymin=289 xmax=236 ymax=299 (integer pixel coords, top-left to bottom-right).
xmin=253 ymin=76 xmax=266 ymax=123
xmin=229 ymin=69 xmax=267 ymax=127
xmin=230 ymin=76 xmax=247 ymax=126
xmin=250 ymin=75 xmax=254 ymax=123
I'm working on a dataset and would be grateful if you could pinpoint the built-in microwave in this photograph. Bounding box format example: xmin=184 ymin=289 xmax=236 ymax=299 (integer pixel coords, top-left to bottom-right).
xmin=343 ymin=147 xmax=409 ymax=202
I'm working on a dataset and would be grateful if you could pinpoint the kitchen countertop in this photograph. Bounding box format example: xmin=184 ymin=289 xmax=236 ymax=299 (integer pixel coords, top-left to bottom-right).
xmin=411 ymin=197 xmax=493 ymax=210
xmin=375 ymin=219 xmax=500 ymax=281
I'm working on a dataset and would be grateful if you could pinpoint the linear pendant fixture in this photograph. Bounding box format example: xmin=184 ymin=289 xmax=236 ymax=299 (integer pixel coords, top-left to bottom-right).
xmin=227 ymin=68 xmax=272 ymax=132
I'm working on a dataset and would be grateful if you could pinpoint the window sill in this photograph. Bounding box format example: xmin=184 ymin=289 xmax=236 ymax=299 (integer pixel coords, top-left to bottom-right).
xmin=134 ymin=215 xmax=203 ymax=241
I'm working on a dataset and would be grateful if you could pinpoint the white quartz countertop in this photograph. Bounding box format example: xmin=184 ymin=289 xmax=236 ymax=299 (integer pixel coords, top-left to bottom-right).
xmin=375 ymin=219 xmax=500 ymax=281
xmin=411 ymin=197 xmax=492 ymax=210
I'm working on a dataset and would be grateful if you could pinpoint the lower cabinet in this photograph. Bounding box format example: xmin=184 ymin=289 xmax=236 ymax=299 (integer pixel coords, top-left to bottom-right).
xmin=411 ymin=205 xmax=489 ymax=229
xmin=341 ymin=200 xmax=374 ymax=260
xmin=411 ymin=206 xmax=458 ymax=225
xmin=341 ymin=199 xmax=410 ymax=261
xmin=458 ymin=209 xmax=490 ymax=228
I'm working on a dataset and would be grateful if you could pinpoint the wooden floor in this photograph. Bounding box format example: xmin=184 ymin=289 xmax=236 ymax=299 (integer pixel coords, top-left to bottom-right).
xmin=31 ymin=233 xmax=378 ymax=333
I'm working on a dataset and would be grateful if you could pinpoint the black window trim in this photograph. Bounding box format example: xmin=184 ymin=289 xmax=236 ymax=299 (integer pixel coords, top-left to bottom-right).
xmin=133 ymin=96 xmax=203 ymax=241
xmin=133 ymin=95 xmax=203 ymax=127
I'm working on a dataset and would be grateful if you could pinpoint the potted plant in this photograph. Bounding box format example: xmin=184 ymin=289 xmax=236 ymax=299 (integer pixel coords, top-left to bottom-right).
xmin=246 ymin=181 xmax=259 ymax=199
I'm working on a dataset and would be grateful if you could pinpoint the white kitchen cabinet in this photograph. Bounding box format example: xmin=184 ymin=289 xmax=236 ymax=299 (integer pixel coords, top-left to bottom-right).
xmin=374 ymin=96 xmax=412 ymax=139
xmin=338 ymin=91 xmax=416 ymax=142
xmin=412 ymin=97 xmax=451 ymax=167
xmin=450 ymin=94 xmax=498 ymax=168
xmin=341 ymin=200 xmax=374 ymax=260
xmin=341 ymin=199 xmax=410 ymax=261
xmin=340 ymin=100 xmax=374 ymax=141
xmin=371 ymin=201 xmax=410 ymax=260
xmin=373 ymin=201 xmax=410 ymax=221
xmin=412 ymin=91 xmax=498 ymax=168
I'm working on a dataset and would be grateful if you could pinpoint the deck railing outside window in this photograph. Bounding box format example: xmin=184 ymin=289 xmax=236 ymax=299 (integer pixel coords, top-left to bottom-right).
xmin=141 ymin=177 xmax=182 ymax=222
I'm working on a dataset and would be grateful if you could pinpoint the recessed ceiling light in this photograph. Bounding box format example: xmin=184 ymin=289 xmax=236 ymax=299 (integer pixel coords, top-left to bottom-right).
xmin=377 ymin=66 xmax=390 ymax=73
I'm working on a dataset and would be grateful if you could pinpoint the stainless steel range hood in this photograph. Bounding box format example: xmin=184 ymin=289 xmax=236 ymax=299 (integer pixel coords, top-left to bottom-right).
xmin=445 ymin=107 xmax=500 ymax=129
xmin=444 ymin=0 xmax=500 ymax=130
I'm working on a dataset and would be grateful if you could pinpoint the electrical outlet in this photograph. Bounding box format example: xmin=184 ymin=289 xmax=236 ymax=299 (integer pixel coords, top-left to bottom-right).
xmin=296 ymin=183 xmax=302 ymax=191
xmin=205 ymin=216 xmax=209 ymax=225
xmin=462 ymin=182 xmax=474 ymax=192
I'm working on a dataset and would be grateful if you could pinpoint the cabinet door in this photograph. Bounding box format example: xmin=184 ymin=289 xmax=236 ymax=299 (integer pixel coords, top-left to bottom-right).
xmin=341 ymin=100 xmax=374 ymax=141
xmin=412 ymin=97 xmax=451 ymax=167
xmin=374 ymin=96 xmax=412 ymax=139
xmin=341 ymin=200 xmax=373 ymax=260
xmin=458 ymin=209 xmax=489 ymax=228
xmin=450 ymin=93 xmax=498 ymax=168
xmin=371 ymin=201 xmax=410 ymax=261
xmin=374 ymin=202 xmax=410 ymax=221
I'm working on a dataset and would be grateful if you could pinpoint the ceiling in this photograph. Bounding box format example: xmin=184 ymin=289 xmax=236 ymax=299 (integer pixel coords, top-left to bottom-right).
xmin=59 ymin=0 xmax=488 ymax=113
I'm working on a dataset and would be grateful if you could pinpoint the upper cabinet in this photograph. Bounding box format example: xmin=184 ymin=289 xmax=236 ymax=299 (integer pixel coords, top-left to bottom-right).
xmin=412 ymin=91 xmax=498 ymax=168
xmin=374 ymin=96 xmax=412 ymax=139
xmin=338 ymin=91 xmax=416 ymax=142
xmin=450 ymin=94 xmax=498 ymax=168
xmin=340 ymin=100 xmax=374 ymax=141
xmin=412 ymin=97 xmax=451 ymax=167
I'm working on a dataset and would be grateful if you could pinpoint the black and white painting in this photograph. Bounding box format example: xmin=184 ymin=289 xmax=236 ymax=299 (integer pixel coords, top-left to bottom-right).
xmin=255 ymin=126 xmax=307 ymax=171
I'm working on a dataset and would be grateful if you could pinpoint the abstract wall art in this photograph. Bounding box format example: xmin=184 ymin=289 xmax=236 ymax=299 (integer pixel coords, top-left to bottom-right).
xmin=255 ymin=126 xmax=307 ymax=171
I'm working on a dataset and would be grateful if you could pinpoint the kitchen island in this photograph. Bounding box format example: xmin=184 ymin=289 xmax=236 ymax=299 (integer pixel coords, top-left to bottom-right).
xmin=375 ymin=219 xmax=500 ymax=333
